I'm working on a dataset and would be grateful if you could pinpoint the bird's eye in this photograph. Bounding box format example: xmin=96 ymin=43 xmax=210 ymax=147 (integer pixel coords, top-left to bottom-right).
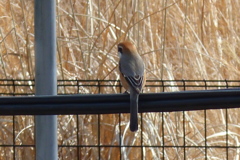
xmin=118 ymin=46 xmax=123 ymax=54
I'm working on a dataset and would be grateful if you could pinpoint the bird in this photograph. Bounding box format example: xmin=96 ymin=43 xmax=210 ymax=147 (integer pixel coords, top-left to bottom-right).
xmin=117 ymin=41 xmax=146 ymax=132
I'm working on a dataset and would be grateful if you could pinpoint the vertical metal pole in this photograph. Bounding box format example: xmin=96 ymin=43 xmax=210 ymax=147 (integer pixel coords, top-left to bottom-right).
xmin=34 ymin=0 xmax=57 ymax=160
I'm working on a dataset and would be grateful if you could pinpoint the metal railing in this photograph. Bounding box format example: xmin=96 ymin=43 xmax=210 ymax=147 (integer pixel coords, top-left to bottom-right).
xmin=0 ymin=79 xmax=239 ymax=160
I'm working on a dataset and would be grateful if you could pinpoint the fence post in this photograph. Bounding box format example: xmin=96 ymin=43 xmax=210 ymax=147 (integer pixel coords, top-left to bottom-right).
xmin=34 ymin=0 xmax=57 ymax=159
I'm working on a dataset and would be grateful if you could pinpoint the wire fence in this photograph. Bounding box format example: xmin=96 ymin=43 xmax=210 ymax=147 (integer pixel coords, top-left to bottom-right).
xmin=0 ymin=79 xmax=240 ymax=159
xmin=1 ymin=79 xmax=240 ymax=95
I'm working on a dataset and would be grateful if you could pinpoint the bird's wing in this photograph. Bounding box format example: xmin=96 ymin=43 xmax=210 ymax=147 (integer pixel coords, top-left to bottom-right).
xmin=124 ymin=75 xmax=144 ymax=94
xmin=119 ymin=63 xmax=144 ymax=93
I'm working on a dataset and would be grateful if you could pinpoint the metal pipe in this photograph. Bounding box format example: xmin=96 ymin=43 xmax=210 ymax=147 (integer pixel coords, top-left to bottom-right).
xmin=0 ymin=90 xmax=239 ymax=115
xmin=34 ymin=0 xmax=57 ymax=159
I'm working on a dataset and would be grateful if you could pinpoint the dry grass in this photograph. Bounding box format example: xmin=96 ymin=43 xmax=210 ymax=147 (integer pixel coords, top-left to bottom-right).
xmin=1 ymin=0 xmax=240 ymax=159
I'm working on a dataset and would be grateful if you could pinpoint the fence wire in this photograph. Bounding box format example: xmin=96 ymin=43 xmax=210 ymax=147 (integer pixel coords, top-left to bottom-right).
xmin=0 ymin=79 xmax=240 ymax=160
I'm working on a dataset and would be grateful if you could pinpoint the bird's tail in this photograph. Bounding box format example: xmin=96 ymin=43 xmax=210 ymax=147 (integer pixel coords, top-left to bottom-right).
xmin=130 ymin=91 xmax=139 ymax=132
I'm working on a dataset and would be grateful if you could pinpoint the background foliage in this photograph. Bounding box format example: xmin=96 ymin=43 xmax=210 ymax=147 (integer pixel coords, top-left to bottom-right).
xmin=0 ymin=0 xmax=240 ymax=159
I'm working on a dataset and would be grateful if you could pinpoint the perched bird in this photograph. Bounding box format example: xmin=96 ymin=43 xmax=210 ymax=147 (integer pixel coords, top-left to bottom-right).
xmin=117 ymin=41 xmax=145 ymax=132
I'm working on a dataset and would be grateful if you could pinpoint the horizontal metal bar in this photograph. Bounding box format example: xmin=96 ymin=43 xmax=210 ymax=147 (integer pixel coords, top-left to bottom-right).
xmin=0 ymin=89 xmax=239 ymax=115
xmin=1 ymin=79 xmax=240 ymax=84
xmin=58 ymin=145 xmax=240 ymax=148
xmin=1 ymin=84 xmax=236 ymax=87
xmin=1 ymin=79 xmax=240 ymax=82
xmin=0 ymin=144 xmax=237 ymax=149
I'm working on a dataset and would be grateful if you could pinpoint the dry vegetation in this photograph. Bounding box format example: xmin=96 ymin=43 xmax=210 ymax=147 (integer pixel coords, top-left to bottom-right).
xmin=0 ymin=0 xmax=240 ymax=159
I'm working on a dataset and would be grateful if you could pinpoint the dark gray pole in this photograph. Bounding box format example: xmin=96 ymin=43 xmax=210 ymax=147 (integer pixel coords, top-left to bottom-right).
xmin=34 ymin=0 xmax=57 ymax=159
